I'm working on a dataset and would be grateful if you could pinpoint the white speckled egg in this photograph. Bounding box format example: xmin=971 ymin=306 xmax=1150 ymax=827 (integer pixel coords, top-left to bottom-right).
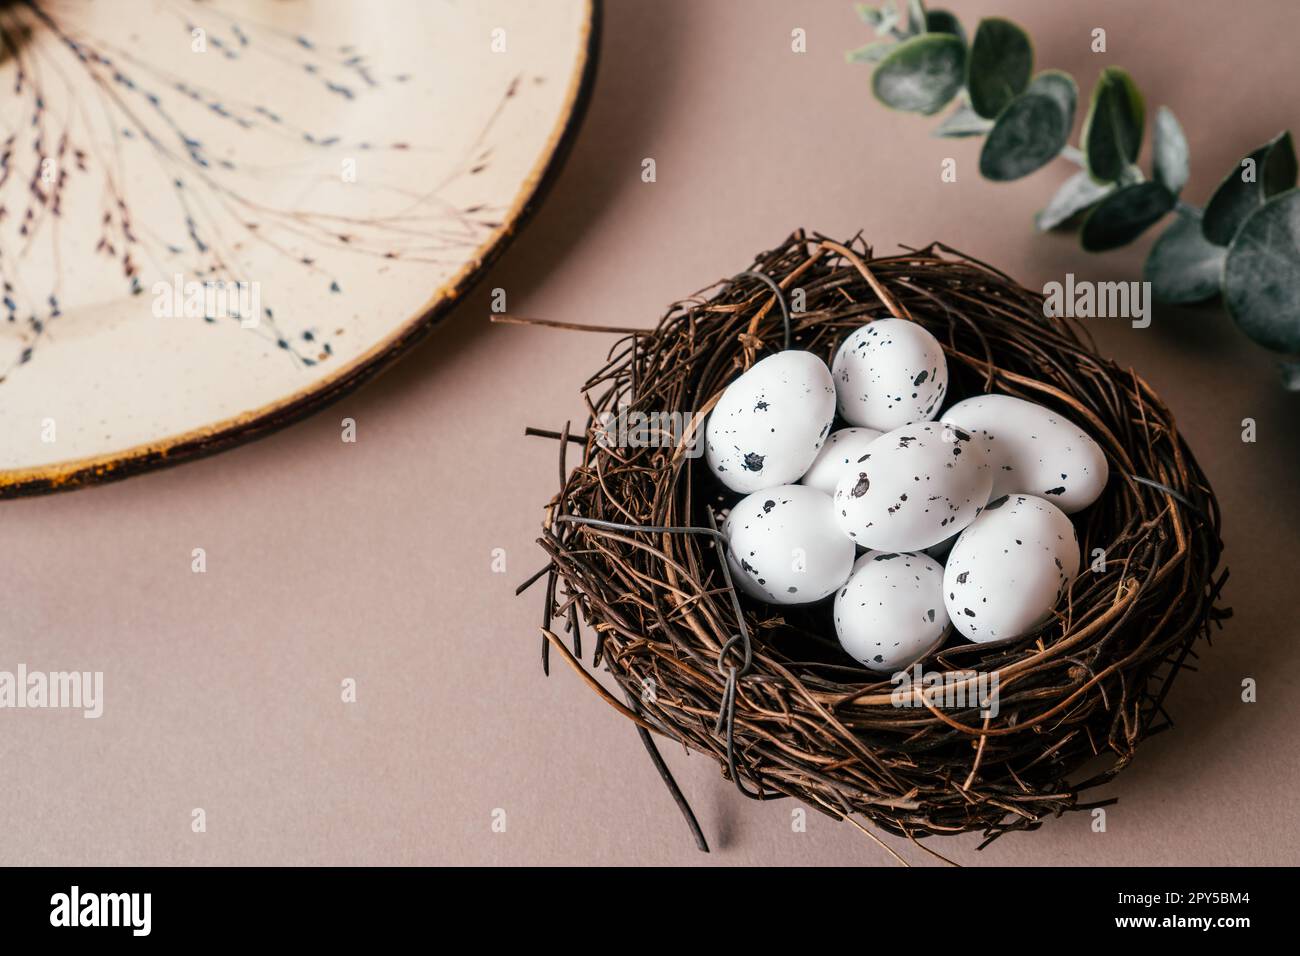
xmin=941 ymin=394 xmax=1109 ymax=514
xmin=943 ymin=493 xmax=1081 ymax=644
xmin=834 ymin=550 xmax=950 ymax=672
xmin=800 ymin=427 xmax=883 ymax=496
xmin=833 ymin=422 xmax=992 ymax=552
xmin=723 ymin=485 xmax=855 ymax=605
xmin=832 ymin=318 xmax=948 ymax=430
xmin=705 ymin=351 xmax=836 ymax=494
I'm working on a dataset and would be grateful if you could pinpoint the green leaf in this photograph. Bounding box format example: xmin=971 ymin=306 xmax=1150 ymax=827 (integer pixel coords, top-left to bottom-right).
xmin=934 ymin=103 xmax=993 ymax=137
xmin=1036 ymin=170 xmax=1114 ymax=231
xmin=855 ymin=3 xmax=884 ymax=27
xmin=1202 ymin=131 xmax=1298 ymax=246
xmin=925 ymin=9 xmax=964 ymax=45
xmin=857 ymin=1 xmax=902 ymax=36
xmin=978 ymin=74 xmax=1074 ymax=181
xmin=1152 ymin=106 xmax=1189 ymax=195
xmin=1222 ymin=188 xmax=1300 ymax=353
xmin=1143 ymin=212 xmax=1225 ymax=304
xmin=876 ymin=0 xmax=901 ymax=36
xmin=967 ymin=18 xmax=1033 ymax=119
xmin=906 ymin=0 xmax=927 ymax=35
xmin=1027 ymin=70 xmax=1077 ymax=126
xmin=1261 ymin=133 xmax=1296 ymax=192
xmin=872 ymin=33 xmax=966 ymax=114
xmin=847 ymin=40 xmax=895 ymax=64
xmin=1082 ymin=67 xmax=1145 ymax=183
xmin=1079 ymin=181 xmax=1175 ymax=251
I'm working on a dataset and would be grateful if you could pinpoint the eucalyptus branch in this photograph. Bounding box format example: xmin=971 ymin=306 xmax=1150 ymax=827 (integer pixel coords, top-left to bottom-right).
xmin=849 ymin=0 xmax=1300 ymax=388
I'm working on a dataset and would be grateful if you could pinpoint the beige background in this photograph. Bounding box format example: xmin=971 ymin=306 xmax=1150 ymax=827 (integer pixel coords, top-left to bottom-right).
xmin=3 ymin=0 xmax=1297 ymax=866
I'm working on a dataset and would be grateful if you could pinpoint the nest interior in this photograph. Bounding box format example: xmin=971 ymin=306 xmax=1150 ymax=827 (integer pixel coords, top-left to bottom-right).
xmin=528 ymin=230 xmax=1227 ymax=851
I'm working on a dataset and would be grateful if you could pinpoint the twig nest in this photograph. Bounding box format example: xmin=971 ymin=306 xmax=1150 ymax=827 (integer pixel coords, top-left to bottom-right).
xmin=534 ymin=231 xmax=1227 ymax=845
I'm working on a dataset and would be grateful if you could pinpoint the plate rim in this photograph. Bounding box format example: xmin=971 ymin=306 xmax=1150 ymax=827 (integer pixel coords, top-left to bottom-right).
xmin=0 ymin=0 xmax=601 ymax=499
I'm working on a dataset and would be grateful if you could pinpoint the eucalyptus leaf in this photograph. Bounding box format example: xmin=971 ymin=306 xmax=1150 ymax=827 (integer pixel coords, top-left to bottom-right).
xmin=1036 ymin=170 xmax=1114 ymax=231
xmin=1027 ymin=70 xmax=1077 ymax=127
xmin=934 ymin=103 xmax=994 ymax=137
xmin=872 ymin=33 xmax=965 ymax=114
xmin=979 ymin=77 xmax=1073 ymax=181
xmin=925 ymin=9 xmax=964 ymax=45
xmin=1280 ymin=360 xmax=1300 ymax=392
xmin=855 ymin=3 xmax=883 ymax=27
xmin=967 ymin=18 xmax=1033 ymax=119
xmin=847 ymin=40 xmax=895 ymax=64
xmin=1082 ymin=67 xmax=1145 ymax=183
xmin=1152 ymin=106 xmax=1190 ymax=195
xmin=1202 ymin=131 xmax=1298 ymax=246
xmin=1143 ymin=213 xmax=1225 ymax=304
xmin=907 ymin=0 xmax=927 ymax=35
xmin=1222 ymin=188 xmax=1300 ymax=353
xmin=1115 ymin=164 xmax=1146 ymax=187
xmin=1262 ymin=131 xmax=1296 ymax=192
xmin=1079 ymin=181 xmax=1175 ymax=251
xmin=875 ymin=0 xmax=901 ymax=36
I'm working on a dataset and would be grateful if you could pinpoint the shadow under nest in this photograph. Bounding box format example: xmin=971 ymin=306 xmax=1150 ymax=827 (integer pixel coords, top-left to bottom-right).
xmin=520 ymin=229 xmax=1228 ymax=859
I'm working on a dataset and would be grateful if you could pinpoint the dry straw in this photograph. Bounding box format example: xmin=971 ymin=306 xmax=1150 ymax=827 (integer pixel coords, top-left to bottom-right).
xmin=509 ymin=229 xmax=1228 ymax=857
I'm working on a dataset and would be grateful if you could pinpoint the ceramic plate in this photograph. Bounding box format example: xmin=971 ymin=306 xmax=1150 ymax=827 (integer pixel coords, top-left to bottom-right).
xmin=0 ymin=0 xmax=597 ymax=495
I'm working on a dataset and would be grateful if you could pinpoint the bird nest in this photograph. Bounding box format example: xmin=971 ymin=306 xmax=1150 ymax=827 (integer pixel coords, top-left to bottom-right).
xmin=519 ymin=229 xmax=1228 ymax=856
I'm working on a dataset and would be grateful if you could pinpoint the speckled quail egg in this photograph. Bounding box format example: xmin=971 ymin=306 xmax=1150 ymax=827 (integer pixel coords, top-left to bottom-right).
xmin=834 ymin=550 xmax=950 ymax=672
xmin=722 ymin=485 xmax=855 ymax=605
xmin=831 ymin=318 xmax=948 ymax=431
xmin=943 ymin=493 xmax=1081 ymax=643
xmin=800 ymin=426 xmax=883 ymax=497
xmin=941 ymin=394 xmax=1109 ymax=514
xmin=833 ymin=421 xmax=992 ymax=552
xmin=705 ymin=351 xmax=836 ymax=494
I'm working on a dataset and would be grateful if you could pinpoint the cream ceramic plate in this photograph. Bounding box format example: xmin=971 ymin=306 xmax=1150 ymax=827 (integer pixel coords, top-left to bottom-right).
xmin=0 ymin=0 xmax=597 ymax=495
